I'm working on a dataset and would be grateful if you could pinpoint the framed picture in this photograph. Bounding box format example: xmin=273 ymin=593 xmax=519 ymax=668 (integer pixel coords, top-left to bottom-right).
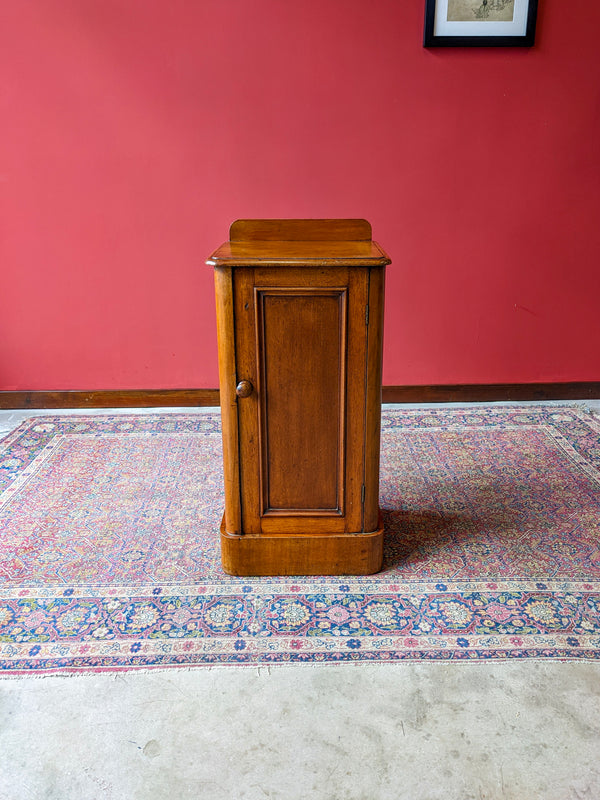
xmin=424 ymin=0 xmax=538 ymax=47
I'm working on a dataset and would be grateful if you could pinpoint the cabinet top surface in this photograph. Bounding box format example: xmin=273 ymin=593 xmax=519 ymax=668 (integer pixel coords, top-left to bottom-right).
xmin=206 ymin=219 xmax=391 ymax=268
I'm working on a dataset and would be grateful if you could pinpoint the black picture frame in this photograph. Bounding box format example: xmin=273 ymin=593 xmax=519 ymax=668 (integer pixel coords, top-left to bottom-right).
xmin=424 ymin=0 xmax=538 ymax=47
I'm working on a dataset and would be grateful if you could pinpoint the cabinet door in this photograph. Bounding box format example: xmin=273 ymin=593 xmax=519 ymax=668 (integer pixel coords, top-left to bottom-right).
xmin=234 ymin=266 xmax=369 ymax=535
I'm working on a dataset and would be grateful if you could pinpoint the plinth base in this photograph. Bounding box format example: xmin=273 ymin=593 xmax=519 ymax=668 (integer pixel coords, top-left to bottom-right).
xmin=220 ymin=514 xmax=384 ymax=576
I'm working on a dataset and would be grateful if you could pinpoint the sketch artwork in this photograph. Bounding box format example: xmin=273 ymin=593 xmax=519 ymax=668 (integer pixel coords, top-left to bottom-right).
xmin=447 ymin=0 xmax=515 ymax=22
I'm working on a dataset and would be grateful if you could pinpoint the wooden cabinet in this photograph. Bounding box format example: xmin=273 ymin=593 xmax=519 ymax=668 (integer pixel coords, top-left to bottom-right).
xmin=207 ymin=219 xmax=390 ymax=576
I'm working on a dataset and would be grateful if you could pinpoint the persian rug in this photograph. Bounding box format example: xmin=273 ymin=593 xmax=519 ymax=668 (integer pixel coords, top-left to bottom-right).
xmin=1 ymin=406 xmax=599 ymax=675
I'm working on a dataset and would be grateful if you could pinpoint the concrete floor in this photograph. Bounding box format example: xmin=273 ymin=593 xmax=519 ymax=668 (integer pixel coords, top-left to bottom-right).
xmin=1 ymin=403 xmax=600 ymax=800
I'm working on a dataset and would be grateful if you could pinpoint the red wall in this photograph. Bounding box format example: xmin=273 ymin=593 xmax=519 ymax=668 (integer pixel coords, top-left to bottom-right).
xmin=1 ymin=0 xmax=599 ymax=391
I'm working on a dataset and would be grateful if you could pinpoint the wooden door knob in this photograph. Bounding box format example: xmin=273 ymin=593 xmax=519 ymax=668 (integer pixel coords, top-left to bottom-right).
xmin=236 ymin=380 xmax=253 ymax=398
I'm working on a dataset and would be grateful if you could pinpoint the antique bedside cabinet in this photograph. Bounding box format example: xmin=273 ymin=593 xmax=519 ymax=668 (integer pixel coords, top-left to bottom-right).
xmin=207 ymin=219 xmax=390 ymax=576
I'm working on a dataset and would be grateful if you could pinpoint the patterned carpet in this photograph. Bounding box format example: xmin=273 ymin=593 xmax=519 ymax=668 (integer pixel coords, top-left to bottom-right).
xmin=1 ymin=406 xmax=599 ymax=674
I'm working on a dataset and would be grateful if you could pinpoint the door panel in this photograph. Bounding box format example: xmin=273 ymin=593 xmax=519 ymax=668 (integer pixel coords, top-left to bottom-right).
xmin=257 ymin=288 xmax=346 ymax=514
xmin=235 ymin=267 xmax=368 ymax=535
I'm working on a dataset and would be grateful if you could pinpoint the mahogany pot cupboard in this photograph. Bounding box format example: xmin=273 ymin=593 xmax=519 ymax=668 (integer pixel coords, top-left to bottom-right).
xmin=207 ymin=219 xmax=390 ymax=576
